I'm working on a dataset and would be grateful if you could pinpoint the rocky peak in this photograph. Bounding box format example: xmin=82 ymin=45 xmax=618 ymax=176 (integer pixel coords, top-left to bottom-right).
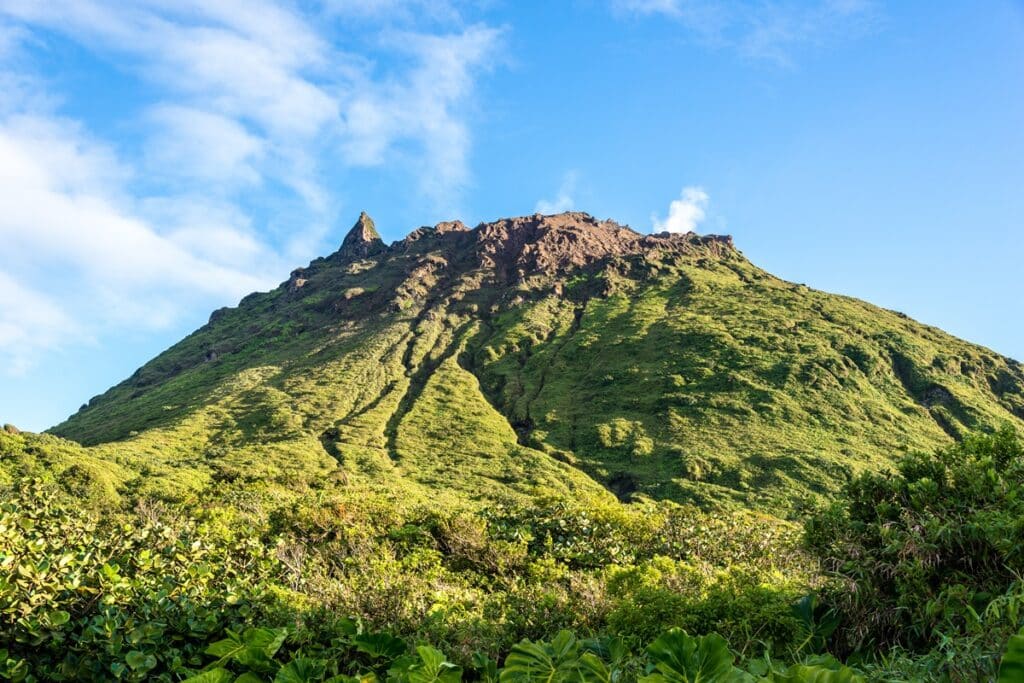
xmin=434 ymin=220 xmax=469 ymax=234
xmin=339 ymin=211 xmax=385 ymax=259
xmin=470 ymin=211 xmax=734 ymax=281
xmin=395 ymin=219 xmax=472 ymax=247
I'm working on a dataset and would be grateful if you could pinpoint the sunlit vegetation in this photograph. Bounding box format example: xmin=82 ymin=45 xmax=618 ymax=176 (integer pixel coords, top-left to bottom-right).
xmin=48 ymin=216 xmax=1024 ymax=511
xmin=5 ymin=216 xmax=1024 ymax=680
xmin=4 ymin=429 xmax=1024 ymax=680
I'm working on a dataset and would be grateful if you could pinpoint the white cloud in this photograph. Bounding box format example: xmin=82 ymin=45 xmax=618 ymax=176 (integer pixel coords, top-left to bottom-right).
xmin=611 ymin=0 xmax=878 ymax=63
xmin=146 ymin=105 xmax=266 ymax=187
xmin=0 ymin=115 xmax=269 ymax=294
xmin=652 ymin=186 xmax=709 ymax=234
xmin=321 ymin=0 xmax=464 ymax=24
xmin=0 ymin=0 xmax=502 ymax=213
xmin=0 ymin=271 xmax=80 ymax=375
xmin=0 ymin=0 xmax=339 ymax=231
xmin=617 ymin=0 xmax=681 ymax=13
xmin=535 ymin=171 xmax=578 ymax=215
xmin=142 ymin=197 xmax=265 ymax=268
xmin=0 ymin=114 xmax=281 ymax=370
xmin=340 ymin=24 xmax=503 ymax=206
xmin=0 ymin=18 xmax=21 ymax=55
xmin=0 ymin=0 xmax=504 ymax=374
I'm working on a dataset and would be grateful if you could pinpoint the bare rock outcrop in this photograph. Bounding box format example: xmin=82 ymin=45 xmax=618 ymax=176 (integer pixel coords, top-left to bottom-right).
xmin=338 ymin=211 xmax=386 ymax=260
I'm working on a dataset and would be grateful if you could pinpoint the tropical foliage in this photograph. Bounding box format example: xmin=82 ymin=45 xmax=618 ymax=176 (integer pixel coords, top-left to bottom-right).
xmin=807 ymin=426 xmax=1024 ymax=678
xmin=4 ymin=429 xmax=1024 ymax=680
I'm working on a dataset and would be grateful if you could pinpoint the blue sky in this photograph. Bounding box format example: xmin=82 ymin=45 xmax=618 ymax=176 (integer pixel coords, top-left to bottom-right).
xmin=0 ymin=1 xmax=1021 ymax=431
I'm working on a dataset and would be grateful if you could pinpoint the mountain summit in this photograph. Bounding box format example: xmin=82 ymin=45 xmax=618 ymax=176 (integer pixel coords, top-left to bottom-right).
xmin=338 ymin=211 xmax=385 ymax=260
xmin=52 ymin=212 xmax=1024 ymax=508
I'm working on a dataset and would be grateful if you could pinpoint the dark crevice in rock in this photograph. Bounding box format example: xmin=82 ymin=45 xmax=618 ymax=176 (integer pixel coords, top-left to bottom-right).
xmin=459 ymin=296 xmax=624 ymax=496
xmin=929 ymin=408 xmax=962 ymax=439
xmin=341 ymin=381 xmax=398 ymax=426
xmin=526 ymin=302 xmax=588 ymax=438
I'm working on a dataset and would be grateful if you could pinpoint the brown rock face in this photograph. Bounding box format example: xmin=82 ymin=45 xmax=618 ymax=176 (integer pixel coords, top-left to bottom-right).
xmin=334 ymin=211 xmax=731 ymax=278
xmin=434 ymin=220 xmax=469 ymax=234
xmin=279 ymin=210 xmax=735 ymax=315
xmin=470 ymin=212 xmax=733 ymax=282
xmin=287 ymin=268 xmax=309 ymax=292
xmin=338 ymin=211 xmax=385 ymax=259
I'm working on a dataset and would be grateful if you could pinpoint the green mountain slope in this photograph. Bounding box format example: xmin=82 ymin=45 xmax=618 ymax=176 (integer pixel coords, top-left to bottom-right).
xmin=50 ymin=212 xmax=1024 ymax=508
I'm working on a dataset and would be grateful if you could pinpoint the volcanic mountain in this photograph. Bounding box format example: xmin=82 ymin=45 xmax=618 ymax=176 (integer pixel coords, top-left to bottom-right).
xmin=49 ymin=212 xmax=1024 ymax=509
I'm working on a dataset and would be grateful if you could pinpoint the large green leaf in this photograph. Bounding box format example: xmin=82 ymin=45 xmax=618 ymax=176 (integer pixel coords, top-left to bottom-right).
xmin=575 ymin=653 xmax=612 ymax=683
xmin=353 ymin=632 xmax=408 ymax=660
xmin=275 ymin=657 xmax=328 ymax=683
xmin=45 ymin=609 xmax=70 ymax=627
xmin=125 ymin=650 xmax=157 ymax=672
xmin=396 ymin=646 xmax=462 ymax=683
xmin=181 ymin=668 xmax=234 ymax=683
xmin=581 ymin=636 xmax=628 ymax=683
xmin=764 ymin=664 xmax=864 ymax=683
xmin=325 ymin=674 xmax=379 ymax=683
xmin=639 ymin=629 xmax=749 ymax=683
xmin=790 ymin=596 xmax=839 ymax=655
xmin=205 ymin=627 xmax=289 ymax=670
xmin=245 ymin=628 xmax=290 ymax=662
xmin=999 ymin=630 xmax=1024 ymax=682
xmin=205 ymin=631 xmax=249 ymax=660
xmin=499 ymin=630 xmax=609 ymax=683
xmin=472 ymin=652 xmax=499 ymax=683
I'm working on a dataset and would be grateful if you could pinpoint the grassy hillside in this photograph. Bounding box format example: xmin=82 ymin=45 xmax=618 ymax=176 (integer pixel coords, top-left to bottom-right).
xmin=468 ymin=253 xmax=1024 ymax=507
xmin=48 ymin=212 xmax=1024 ymax=509
xmin=6 ymin=212 xmax=1024 ymax=681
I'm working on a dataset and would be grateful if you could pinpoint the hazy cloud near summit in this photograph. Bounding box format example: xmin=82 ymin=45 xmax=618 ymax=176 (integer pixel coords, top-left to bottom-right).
xmin=652 ymin=186 xmax=709 ymax=234
xmin=0 ymin=271 xmax=79 ymax=376
xmin=535 ymin=172 xmax=578 ymax=215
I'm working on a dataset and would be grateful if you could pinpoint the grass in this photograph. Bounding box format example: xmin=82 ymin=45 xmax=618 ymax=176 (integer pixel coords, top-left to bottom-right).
xmin=41 ymin=219 xmax=1024 ymax=511
xmin=469 ymin=253 xmax=1024 ymax=508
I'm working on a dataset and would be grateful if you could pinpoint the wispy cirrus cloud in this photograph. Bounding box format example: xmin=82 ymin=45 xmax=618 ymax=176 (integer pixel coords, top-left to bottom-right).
xmin=0 ymin=0 xmax=503 ymax=376
xmin=611 ymin=0 xmax=879 ymax=64
xmin=0 ymin=0 xmax=501 ymax=207
xmin=341 ymin=24 xmax=504 ymax=204
xmin=321 ymin=0 xmax=466 ymax=24
xmin=145 ymin=105 xmax=267 ymax=188
xmin=0 ymin=114 xmax=273 ymax=302
xmin=0 ymin=271 xmax=80 ymax=376
xmin=0 ymin=113 xmax=280 ymax=373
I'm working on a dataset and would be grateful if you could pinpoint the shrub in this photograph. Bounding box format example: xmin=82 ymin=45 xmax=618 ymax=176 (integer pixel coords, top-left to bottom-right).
xmin=0 ymin=480 xmax=278 ymax=681
xmin=807 ymin=427 xmax=1024 ymax=674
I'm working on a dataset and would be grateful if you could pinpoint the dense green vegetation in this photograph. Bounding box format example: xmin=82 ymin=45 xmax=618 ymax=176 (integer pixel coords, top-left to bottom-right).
xmin=48 ymin=214 xmax=1024 ymax=509
xmin=5 ymin=428 xmax=1024 ymax=681
xmin=6 ymin=214 xmax=1024 ymax=680
xmin=808 ymin=427 xmax=1024 ymax=677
